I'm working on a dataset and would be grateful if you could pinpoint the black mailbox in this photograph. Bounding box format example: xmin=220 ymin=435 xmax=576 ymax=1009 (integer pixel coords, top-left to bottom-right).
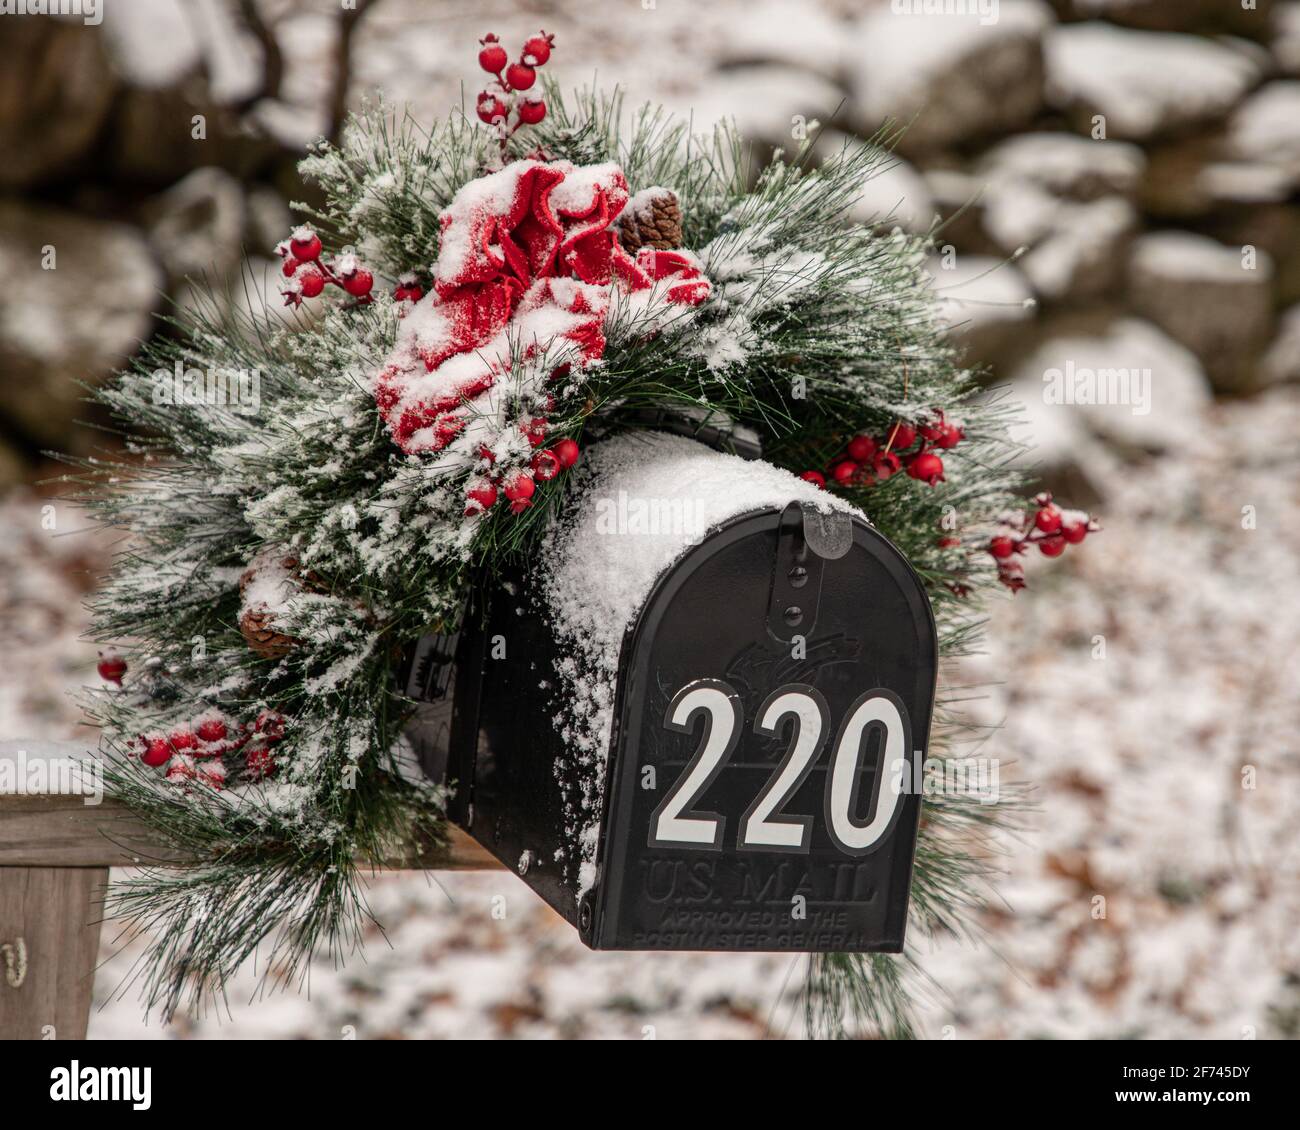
xmin=404 ymin=438 xmax=937 ymax=954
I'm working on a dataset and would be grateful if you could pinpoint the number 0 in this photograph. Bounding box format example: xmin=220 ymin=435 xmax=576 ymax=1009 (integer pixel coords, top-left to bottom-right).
xmin=825 ymin=690 xmax=911 ymax=855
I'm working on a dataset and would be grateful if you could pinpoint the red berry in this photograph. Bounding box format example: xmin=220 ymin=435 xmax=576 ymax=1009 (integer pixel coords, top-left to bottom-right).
xmin=476 ymin=93 xmax=507 ymax=124
xmin=465 ymin=478 xmax=498 ymax=517
xmin=887 ymin=422 xmax=917 ymax=450
xmin=505 ymin=62 xmax=536 ymax=90
xmin=298 ymin=266 xmax=326 ymax=298
xmin=831 ymin=460 xmax=860 ymax=485
xmin=504 ymin=473 xmax=535 ymax=499
xmin=532 ymin=449 xmax=561 ymax=481
xmin=169 ymin=729 xmax=198 ymax=753
xmin=342 ymin=268 xmax=373 ymax=298
xmin=517 ymin=98 xmax=547 ymax=125
xmin=289 ymin=229 xmax=322 ymax=262
xmin=521 ymin=416 xmax=547 ymax=447
xmin=199 ymin=760 xmax=227 ymax=789
xmin=394 ymin=282 xmax=423 ymax=303
xmin=998 ymin=560 xmax=1026 ymax=592
xmin=522 ymin=33 xmax=553 ymax=66
xmin=281 ymin=256 xmax=301 ymax=278
xmin=846 ymin=434 xmax=877 ymax=463
xmin=1039 ymin=534 xmax=1066 ymax=557
xmin=933 ymin=422 xmax=965 ymax=449
xmin=246 ymin=746 xmax=275 ymax=780
xmin=552 ymin=438 xmax=580 ymax=469
xmin=907 ymin=451 xmax=945 ymax=486
xmin=872 ymin=451 xmax=902 ymax=481
xmin=140 ymin=737 xmax=172 ymax=768
xmin=799 ymin=470 xmax=826 ymax=489
xmin=1034 ymin=504 xmax=1062 ymax=534
xmin=937 ymin=535 xmax=961 ymax=549
xmin=989 ymin=536 xmax=1018 ymax=559
xmin=503 ymin=473 xmax=536 ymax=514
xmin=1062 ymin=512 xmax=1091 ymax=544
xmin=97 ymin=650 xmax=127 ymax=685
xmin=478 ymin=34 xmax=507 ymax=74
xmin=196 ymin=718 xmax=227 ymax=745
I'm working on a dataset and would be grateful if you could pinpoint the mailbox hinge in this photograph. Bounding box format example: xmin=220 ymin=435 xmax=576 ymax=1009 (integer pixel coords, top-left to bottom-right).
xmin=766 ymin=502 xmax=853 ymax=644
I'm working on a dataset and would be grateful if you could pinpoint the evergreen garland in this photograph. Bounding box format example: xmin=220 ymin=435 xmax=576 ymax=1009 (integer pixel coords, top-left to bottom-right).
xmin=65 ymin=78 xmax=1047 ymax=1034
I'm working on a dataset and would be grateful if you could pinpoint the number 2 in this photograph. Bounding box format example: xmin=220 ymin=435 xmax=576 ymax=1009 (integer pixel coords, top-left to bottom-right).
xmin=649 ymin=680 xmax=742 ymax=849
xmin=740 ymin=686 xmax=829 ymax=852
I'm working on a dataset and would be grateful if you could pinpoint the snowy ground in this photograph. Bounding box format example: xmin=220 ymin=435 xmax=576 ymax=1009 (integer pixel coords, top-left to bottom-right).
xmin=5 ymin=387 xmax=1297 ymax=1040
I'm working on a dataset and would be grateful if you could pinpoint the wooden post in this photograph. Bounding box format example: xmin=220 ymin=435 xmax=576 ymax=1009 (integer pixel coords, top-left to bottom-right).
xmin=0 ymin=866 xmax=105 ymax=1039
xmin=0 ymin=741 xmax=499 ymax=1039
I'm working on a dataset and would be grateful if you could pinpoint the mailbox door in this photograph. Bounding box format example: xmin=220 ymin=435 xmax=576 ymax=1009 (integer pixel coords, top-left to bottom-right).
xmin=585 ymin=507 xmax=937 ymax=952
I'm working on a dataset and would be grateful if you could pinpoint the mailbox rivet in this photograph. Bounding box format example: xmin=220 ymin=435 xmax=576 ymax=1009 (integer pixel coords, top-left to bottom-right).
xmin=783 ymin=605 xmax=803 ymax=626
xmin=787 ymin=565 xmax=808 ymax=588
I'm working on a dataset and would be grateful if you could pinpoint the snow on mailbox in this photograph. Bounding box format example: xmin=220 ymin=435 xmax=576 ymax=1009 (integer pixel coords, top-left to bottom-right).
xmin=405 ymin=431 xmax=937 ymax=953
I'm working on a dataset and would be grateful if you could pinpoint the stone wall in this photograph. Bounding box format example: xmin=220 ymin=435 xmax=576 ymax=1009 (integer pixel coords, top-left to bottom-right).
xmin=1 ymin=0 xmax=1296 ymax=489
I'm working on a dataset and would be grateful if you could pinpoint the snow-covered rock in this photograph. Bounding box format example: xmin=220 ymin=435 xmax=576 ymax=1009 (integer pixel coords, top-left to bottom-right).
xmin=1275 ymin=3 xmax=1300 ymax=74
xmin=928 ymin=252 xmax=1036 ymax=364
xmin=1260 ymin=303 xmax=1300 ymax=385
xmin=1136 ymin=132 xmax=1288 ymax=218
xmin=0 ymin=15 xmax=117 ymax=189
xmin=0 ymin=201 xmax=162 ymax=455
xmin=999 ymin=191 xmax=1134 ymax=303
xmin=977 ymin=135 xmax=1143 ymax=303
xmin=101 ymin=0 xmax=259 ymax=100
xmin=848 ymin=1 xmax=1055 ymax=154
xmin=851 ymin=156 xmax=935 ymax=233
xmin=814 ymin=131 xmax=935 ymax=233
xmin=1201 ymin=202 xmax=1300 ymax=306
xmin=1053 ymin=0 xmax=1275 ymax=35
xmin=712 ymin=0 xmax=848 ymax=74
xmin=145 ymin=167 xmax=248 ymax=283
xmin=1128 ymin=232 xmax=1275 ymax=393
xmin=670 ymin=64 xmax=845 ymax=146
xmin=1226 ymin=82 xmax=1300 ymax=191
xmin=979 ymin=132 xmax=1146 ymax=201
xmin=1006 ymin=316 xmax=1211 ymax=452
xmin=1045 ymin=22 xmax=1262 ymax=141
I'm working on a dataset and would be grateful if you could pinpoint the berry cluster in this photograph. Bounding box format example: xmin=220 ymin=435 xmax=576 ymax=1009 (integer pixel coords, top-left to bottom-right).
xmin=135 ymin=710 xmax=286 ymax=790
xmin=801 ymin=410 xmax=965 ymax=491
xmin=465 ymin=435 xmax=580 ymax=517
xmin=475 ymin=31 xmax=555 ymax=155
xmin=278 ymin=227 xmax=375 ymax=308
xmin=988 ymin=492 xmax=1099 ymax=591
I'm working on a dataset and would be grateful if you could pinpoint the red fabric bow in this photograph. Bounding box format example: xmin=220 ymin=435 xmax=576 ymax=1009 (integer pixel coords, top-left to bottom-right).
xmin=373 ymin=160 xmax=710 ymax=456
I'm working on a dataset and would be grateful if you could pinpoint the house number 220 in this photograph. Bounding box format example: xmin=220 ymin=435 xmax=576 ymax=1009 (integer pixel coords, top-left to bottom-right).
xmin=649 ymin=678 xmax=913 ymax=856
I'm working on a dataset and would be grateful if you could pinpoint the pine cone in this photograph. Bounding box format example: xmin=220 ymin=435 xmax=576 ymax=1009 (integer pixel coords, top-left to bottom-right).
xmin=240 ymin=608 xmax=296 ymax=660
xmin=616 ymin=188 xmax=682 ymax=253
xmin=238 ymin=553 xmax=323 ymax=660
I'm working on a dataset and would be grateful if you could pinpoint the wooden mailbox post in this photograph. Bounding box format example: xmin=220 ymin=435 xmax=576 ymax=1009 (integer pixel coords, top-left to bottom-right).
xmin=0 ymin=741 xmax=499 ymax=1040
